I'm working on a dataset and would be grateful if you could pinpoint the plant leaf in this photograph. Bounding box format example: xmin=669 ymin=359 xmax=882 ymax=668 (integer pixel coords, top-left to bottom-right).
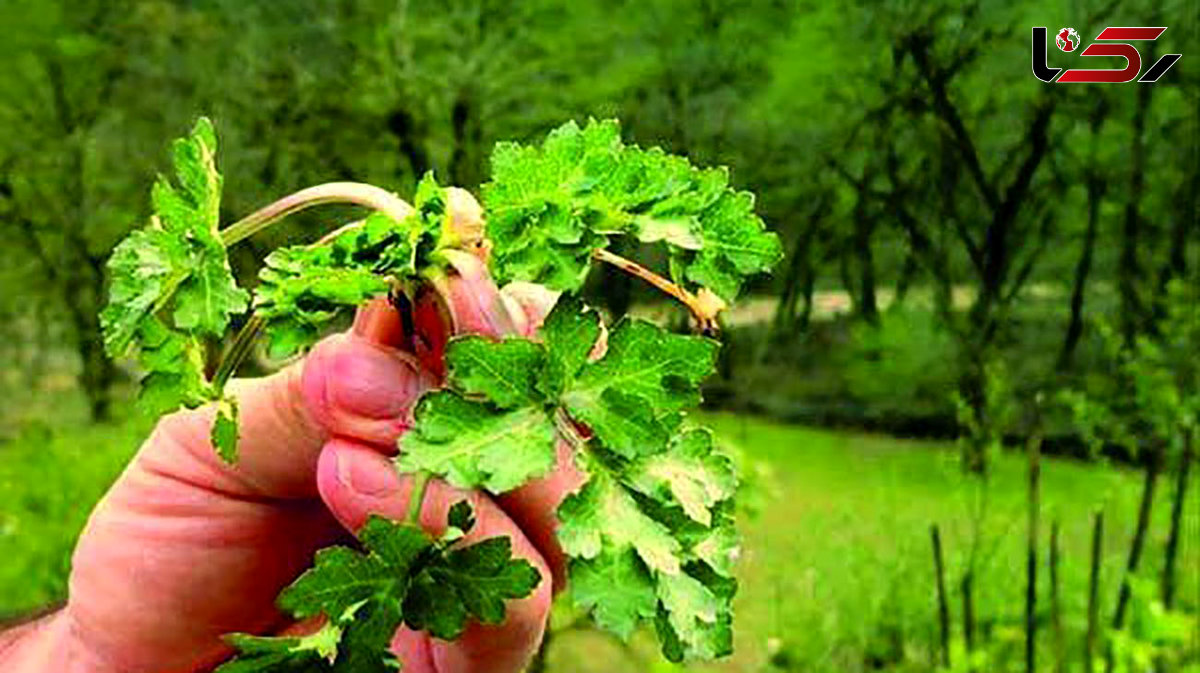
xmin=403 ymin=537 xmax=541 ymax=640
xmin=100 ymin=118 xmax=246 ymax=415
xmin=397 ymin=391 xmax=557 ymax=494
xmin=212 ymin=396 xmax=239 ymax=464
xmin=482 ymin=118 xmax=781 ymax=301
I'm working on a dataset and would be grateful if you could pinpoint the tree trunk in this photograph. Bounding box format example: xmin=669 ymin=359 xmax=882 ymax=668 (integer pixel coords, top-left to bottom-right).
xmin=798 ymin=258 xmax=816 ymax=332
xmin=448 ymin=93 xmax=484 ymax=188
xmin=1118 ymin=58 xmax=1153 ymax=344
xmin=1049 ymin=521 xmax=1066 ymax=673
xmin=63 ymin=259 xmax=113 ymax=421
xmin=838 ymin=242 xmax=856 ymax=317
xmin=958 ymin=350 xmax=990 ymax=475
xmin=773 ymin=229 xmax=810 ymax=331
xmin=961 ymin=570 xmax=976 ymax=661
xmin=853 ymin=198 xmax=879 ymax=324
xmin=893 ymin=252 xmax=918 ymax=308
xmin=388 ymin=108 xmax=430 ymax=179
xmin=1059 ymin=173 xmax=1103 ymax=369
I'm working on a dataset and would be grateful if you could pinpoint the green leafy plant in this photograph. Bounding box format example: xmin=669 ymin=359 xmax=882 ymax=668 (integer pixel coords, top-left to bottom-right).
xmin=100 ymin=117 xmax=781 ymax=669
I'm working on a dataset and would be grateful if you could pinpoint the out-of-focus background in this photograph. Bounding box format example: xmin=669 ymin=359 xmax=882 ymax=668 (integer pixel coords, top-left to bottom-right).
xmin=1 ymin=0 xmax=1197 ymax=671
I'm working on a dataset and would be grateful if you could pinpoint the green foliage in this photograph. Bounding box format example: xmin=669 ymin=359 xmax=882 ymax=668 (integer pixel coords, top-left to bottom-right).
xmin=254 ymin=173 xmax=453 ymax=358
xmin=483 ymin=119 xmax=782 ymax=301
xmin=399 ymin=298 xmax=735 ymax=662
xmin=5 ymin=413 xmax=1199 ymax=670
xmin=1106 ymin=576 xmax=1199 ymax=672
xmin=93 ymin=115 xmax=774 ymax=669
xmin=836 ymin=308 xmax=958 ymax=420
xmin=98 ymin=118 xmax=247 ymax=459
xmin=100 ymin=118 xmax=247 ymax=408
xmin=1061 ymin=281 xmax=1200 ymax=461
xmin=219 ymin=505 xmax=540 ymax=672
xmin=399 ymin=298 xmax=720 ymax=486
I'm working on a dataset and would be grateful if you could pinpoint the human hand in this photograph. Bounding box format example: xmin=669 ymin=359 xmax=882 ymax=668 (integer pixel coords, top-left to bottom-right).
xmin=1 ymin=254 xmax=582 ymax=673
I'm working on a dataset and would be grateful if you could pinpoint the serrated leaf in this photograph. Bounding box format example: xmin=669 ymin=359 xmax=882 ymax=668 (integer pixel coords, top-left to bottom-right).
xmin=152 ymin=116 xmax=247 ymax=338
xmin=330 ymin=601 xmax=403 ymax=673
xmin=100 ymin=118 xmax=245 ymax=424
xmin=568 ymin=550 xmax=658 ymax=640
xmin=445 ymin=336 xmax=544 ymax=408
xmin=403 ymin=537 xmax=541 ymax=640
xmin=482 ymin=118 xmax=780 ymax=301
xmin=563 ymin=319 xmax=718 ymax=457
xmin=255 ymin=215 xmax=405 ymax=358
xmin=538 ymin=296 xmax=602 ymax=398
xmin=253 ymin=172 xmax=459 ymax=360
xmin=133 ymin=317 xmax=211 ymax=414
xmin=558 ymin=465 xmax=681 ymax=574
xmin=358 ymin=516 xmax=433 ymax=577
xmin=626 ymin=429 xmax=736 ymax=526
xmin=398 ymin=392 xmax=557 ymax=493
xmin=682 ymin=190 xmax=782 ymax=302
xmin=172 ymin=247 xmax=252 ymax=335
xmin=557 ymin=449 xmax=738 ymax=662
xmin=655 ymin=564 xmax=736 ymax=662
xmin=100 ymin=227 xmax=188 ymax=356
xmin=223 ymin=508 xmax=542 ymax=671
xmin=399 ymin=301 xmax=718 ymax=492
xmin=278 ymin=547 xmax=394 ymax=621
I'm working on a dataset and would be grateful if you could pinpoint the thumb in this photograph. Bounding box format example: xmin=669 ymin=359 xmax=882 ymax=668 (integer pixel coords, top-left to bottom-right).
xmin=316 ymin=440 xmax=553 ymax=673
xmin=139 ymin=299 xmax=435 ymax=500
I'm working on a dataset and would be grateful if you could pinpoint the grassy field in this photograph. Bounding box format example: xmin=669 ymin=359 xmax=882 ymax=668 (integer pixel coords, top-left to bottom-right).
xmin=1 ymin=412 xmax=1196 ymax=671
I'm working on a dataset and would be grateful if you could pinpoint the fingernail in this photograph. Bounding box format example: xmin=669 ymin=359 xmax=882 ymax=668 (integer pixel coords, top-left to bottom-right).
xmin=337 ymin=448 xmax=399 ymax=497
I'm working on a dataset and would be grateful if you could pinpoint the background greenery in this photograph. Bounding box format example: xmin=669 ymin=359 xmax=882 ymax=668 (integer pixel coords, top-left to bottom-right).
xmin=0 ymin=0 xmax=1197 ymax=671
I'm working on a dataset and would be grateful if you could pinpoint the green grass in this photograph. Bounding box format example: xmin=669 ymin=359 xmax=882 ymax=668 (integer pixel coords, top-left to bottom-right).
xmin=545 ymin=413 xmax=1199 ymax=672
xmin=2 ymin=413 xmax=1196 ymax=671
xmin=0 ymin=416 xmax=150 ymax=618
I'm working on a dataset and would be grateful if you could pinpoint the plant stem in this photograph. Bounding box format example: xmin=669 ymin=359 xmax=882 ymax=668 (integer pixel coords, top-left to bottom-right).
xmin=1111 ymin=451 xmax=1161 ymax=634
xmin=1025 ymin=431 xmax=1042 ymax=673
xmin=931 ymin=524 xmax=952 ymax=668
xmin=592 ymin=248 xmax=721 ymax=331
xmin=1162 ymin=429 xmax=1193 ymax=609
xmin=1049 ymin=521 xmax=1065 ymax=673
xmin=961 ymin=570 xmax=975 ymax=662
xmin=211 ymin=314 xmax=265 ymax=392
xmin=405 ymin=470 xmax=432 ymax=526
xmin=1085 ymin=510 xmax=1103 ymax=673
xmin=219 ymin=183 xmax=415 ymax=247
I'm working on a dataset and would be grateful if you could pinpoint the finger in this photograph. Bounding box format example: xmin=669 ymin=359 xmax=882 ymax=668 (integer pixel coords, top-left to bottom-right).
xmin=424 ymin=269 xmax=586 ymax=590
xmin=498 ymin=282 xmax=560 ymax=336
xmin=134 ymin=301 xmax=434 ymax=500
xmin=316 ymin=440 xmax=552 ymax=673
xmin=423 ymin=249 xmax=525 ymax=339
xmin=495 ymin=437 xmax=585 ymax=592
xmin=65 ymin=302 xmax=437 ymax=670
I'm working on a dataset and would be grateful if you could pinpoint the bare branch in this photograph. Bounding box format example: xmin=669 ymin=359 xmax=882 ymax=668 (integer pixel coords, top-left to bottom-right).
xmin=907 ymin=33 xmax=999 ymax=211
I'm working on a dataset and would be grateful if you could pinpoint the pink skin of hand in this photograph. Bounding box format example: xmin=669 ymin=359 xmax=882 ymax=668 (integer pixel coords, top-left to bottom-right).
xmin=0 ymin=258 xmax=584 ymax=673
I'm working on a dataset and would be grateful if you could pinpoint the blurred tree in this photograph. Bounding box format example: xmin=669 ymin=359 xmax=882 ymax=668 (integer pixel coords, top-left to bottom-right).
xmin=0 ymin=0 xmax=226 ymax=419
